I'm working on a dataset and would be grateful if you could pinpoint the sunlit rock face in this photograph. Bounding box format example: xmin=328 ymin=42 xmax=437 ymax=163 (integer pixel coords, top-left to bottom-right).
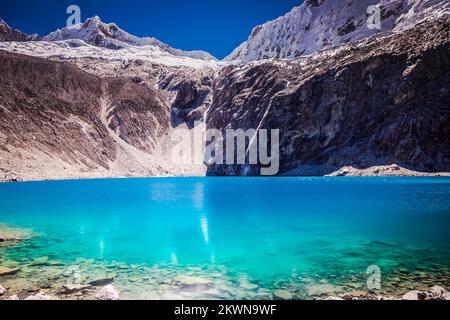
xmin=0 ymin=48 xmax=215 ymax=180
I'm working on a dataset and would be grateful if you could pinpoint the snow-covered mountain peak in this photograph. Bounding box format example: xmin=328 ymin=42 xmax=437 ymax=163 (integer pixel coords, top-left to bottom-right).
xmin=43 ymin=16 xmax=217 ymax=61
xmin=0 ymin=18 xmax=9 ymax=27
xmin=225 ymin=0 xmax=450 ymax=63
xmin=0 ymin=17 xmax=31 ymax=41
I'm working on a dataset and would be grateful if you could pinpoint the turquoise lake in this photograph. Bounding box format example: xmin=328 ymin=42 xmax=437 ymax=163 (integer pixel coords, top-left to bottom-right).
xmin=1 ymin=177 xmax=450 ymax=299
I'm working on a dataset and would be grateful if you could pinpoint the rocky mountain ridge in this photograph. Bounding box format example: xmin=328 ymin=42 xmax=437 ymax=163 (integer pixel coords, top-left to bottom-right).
xmin=225 ymin=0 xmax=450 ymax=63
xmin=208 ymin=17 xmax=450 ymax=175
xmin=42 ymin=16 xmax=217 ymax=61
xmin=0 ymin=18 xmax=35 ymax=42
xmin=0 ymin=4 xmax=449 ymax=180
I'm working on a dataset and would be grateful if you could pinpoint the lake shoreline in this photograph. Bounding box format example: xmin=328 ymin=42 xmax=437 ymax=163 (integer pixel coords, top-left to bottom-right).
xmin=1 ymin=269 xmax=449 ymax=301
xmin=1 ymin=164 xmax=449 ymax=183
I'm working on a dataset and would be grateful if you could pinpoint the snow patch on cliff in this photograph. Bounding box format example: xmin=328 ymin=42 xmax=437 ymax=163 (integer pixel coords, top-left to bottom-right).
xmin=43 ymin=16 xmax=217 ymax=61
xmin=0 ymin=40 xmax=222 ymax=69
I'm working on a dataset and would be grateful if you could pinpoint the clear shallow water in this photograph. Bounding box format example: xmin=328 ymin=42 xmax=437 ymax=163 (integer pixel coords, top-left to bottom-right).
xmin=1 ymin=177 xmax=450 ymax=299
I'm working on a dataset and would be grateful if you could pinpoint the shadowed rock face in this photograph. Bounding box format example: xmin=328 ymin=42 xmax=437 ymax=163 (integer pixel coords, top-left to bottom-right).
xmin=305 ymin=0 xmax=325 ymax=7
xmin=171 ymin=77 xmax=214 ymax=128
xmin=206 ymin=19 xmax=450 ymax=175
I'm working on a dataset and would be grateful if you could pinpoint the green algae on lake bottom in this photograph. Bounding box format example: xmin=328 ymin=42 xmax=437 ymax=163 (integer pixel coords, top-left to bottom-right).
xmin=1 ymin=177 xmax=450 ymax=299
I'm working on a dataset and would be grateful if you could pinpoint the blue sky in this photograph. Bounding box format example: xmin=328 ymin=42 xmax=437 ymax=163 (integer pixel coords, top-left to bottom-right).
xmin=0 ymin=0 xmax=302 ymax=59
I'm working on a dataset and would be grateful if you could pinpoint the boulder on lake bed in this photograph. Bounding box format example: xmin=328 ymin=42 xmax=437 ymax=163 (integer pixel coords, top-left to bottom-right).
xmin=0 ymin=226 xmax=31 ymax=243
xmin=240 ymin=282 xmax=259 ymax=290
xmin=174 ymin=275 xmax=213 ymax=293
xmin=0 ymin=266 xmax=20 ymax=277
xmin=427 ymin=286 xmax=447 ymax=299
xmin=307 ymin=284 xmax=339 ymax=296
xmin=174 ymin=275 xmax=212 ymax=286
xmin=95 ymin=285 xmax=120 ymax=300
xmin=61 ymin=284 xmax=92 ymax=295
xmin=402 ymin=286 xmax=450 ymax=300
xmin=31 ymin=256 xmax=50 ymax=266
xmin=89 ymin=277 xmax=115 ymax=287
xmin=1 ymin=260 xmax=19 ymax=268
xmin=273 ymin=290 xmax=293 ymax=300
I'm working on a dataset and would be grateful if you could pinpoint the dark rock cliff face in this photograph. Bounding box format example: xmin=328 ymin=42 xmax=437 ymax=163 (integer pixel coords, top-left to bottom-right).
xmin=170 ymin=78 xmax=214 ymax=127
xmin=305 ymin=0 xmax=325 ymax=7
xmin=156 ymin=68 xmax=215 ymax=128
xmin=206 ymin=19 xmax=450 ymax=176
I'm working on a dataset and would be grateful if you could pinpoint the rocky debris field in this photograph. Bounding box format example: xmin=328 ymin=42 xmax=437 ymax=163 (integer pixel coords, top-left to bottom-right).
xmin=1 ymin=224 xmax=449 ymax=301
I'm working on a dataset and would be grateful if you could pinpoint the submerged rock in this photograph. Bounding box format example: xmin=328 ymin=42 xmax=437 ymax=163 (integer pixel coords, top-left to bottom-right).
xmin=240 ymin=282 xmax=259 ymax=290
xmin=0 ymin=225 xmax=32 ymax=243
xmin=307 ymin=284 xmax=340 ymax=296
xmin=180 ymin=283 xmax=211 ymax=294
xmin=239 ymin=276 xmax=259 ymax=290
xmin=31 ymin=256 xmax=50 ymax=266
xmin=95 ymin=285 xmax=120 ymax=300
xmin=1 ymin=260 xmax=19 ymax=268
xmin=174 ymin=275 xmax=213 ymax=294
xmin=61 ymin=284 xmax=92 ymax=295
xmin=89 ymin=277 xmax=115 ymax=287
xmin=0 ymin=267 xmax=20 ymax=277
xmin=174 ymin=275 xmax=212 ymax=286
xmin=335 ymin=286 xmax=450 ymax=301
xmin=273 ymin=290 xmax=293 ymax=300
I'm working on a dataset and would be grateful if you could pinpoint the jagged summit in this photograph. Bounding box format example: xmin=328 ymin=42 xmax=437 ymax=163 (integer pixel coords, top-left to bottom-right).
xmin=0 ymin=17 xmax=30 ymax=41
xmin=0 ymin=18 xmax=9 ymax=27
xmin=224 ymin=0 xmax=450 ymax=63
xmin=43 ymin=16 xmax=217 ymax=61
